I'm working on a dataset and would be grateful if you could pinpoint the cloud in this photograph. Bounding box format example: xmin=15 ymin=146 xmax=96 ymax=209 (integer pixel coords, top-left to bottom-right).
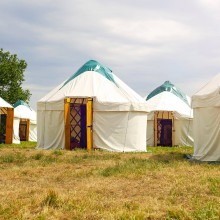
xmin=1 ymin=0 xmax=220 ymax=110
xmin=104 ymin=18 xmax=197 ymax=44
xmin=197 ymin=0 xmax=220 ymax=11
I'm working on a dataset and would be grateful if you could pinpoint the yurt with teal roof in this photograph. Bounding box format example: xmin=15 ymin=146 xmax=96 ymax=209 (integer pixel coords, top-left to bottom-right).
xmin=37 ymin=60 xmax=149 ymax=152
xmin=145 ymin=81 xmax=193 ymax=147
xmin=13 ymin=100 xmax=37 ymax=143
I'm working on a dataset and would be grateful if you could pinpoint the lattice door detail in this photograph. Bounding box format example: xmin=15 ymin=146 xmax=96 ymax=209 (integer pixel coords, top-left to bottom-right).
xmin=69 ymin=98 xmax=87 ymax=150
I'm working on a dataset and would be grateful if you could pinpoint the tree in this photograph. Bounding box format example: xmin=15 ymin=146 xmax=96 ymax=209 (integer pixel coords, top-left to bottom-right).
xmin=0 ymin=48 xmax=31 ymax=104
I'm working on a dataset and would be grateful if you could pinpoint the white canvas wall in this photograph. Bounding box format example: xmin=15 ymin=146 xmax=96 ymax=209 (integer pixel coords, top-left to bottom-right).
xmin=192 ymin=106 xmax=220 ymax=161
xmin=12 ymin=118 xmax=20 ymax=144
xmin=173 ymin=118 xmax=194 ymax=146
xmin=37 ymin=109 xmax=64 ymax=149
xmin=192 ymin=73 xmax=220 ymax=161
xmin=29 ymin=124 xmax=37 ymax=142
xmin=93 ymin=111 xmax=147 ymax=152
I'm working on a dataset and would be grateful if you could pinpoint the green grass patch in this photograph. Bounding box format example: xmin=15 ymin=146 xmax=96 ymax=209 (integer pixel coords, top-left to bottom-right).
xmin=0 ymin=152 xmax=27 ymax=164
xmin=31 ymin=152 xmax=44 ymax=160
xmin=68 ymin=152 xmax=121 ymax=164
xmin=0 ymin=141 xmax=37 ymax=149
xmin=192 ymin=202 xmax=220 ymax=219
xmin=98 ymin=157 xmax=174 ymax=177
xmin=41 ymin=190 xmax=61 ymax=208
xmin=148 ymin=146 xmax=193 ymax=154
xmin=208 ymin=177 xmax=220 ymax=196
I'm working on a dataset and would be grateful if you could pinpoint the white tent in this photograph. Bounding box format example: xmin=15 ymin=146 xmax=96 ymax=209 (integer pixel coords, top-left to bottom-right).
xmin=13 ymin=100 xmax=37 ymax=143
xmin=37 ymin=60 xmax=148 ymax=152
xmin=192 ymin=73 xmax=220 ymax=161
xmin=0 ymin=97 xmax=13 ymax=109
xmin=0 ymin=97 xmax=14 ymax=144
xmin=145 ymin=81 xmax=194 ymax=147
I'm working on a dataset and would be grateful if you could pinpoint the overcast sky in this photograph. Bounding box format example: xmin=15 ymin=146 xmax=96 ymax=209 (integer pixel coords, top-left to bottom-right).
xmin=1 ymin=0 xmax=220 ymax=109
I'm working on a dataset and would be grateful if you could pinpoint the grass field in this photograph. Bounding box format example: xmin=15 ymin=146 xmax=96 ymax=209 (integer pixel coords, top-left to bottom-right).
xmin=0 ymin=143 xmax=219 ymax=219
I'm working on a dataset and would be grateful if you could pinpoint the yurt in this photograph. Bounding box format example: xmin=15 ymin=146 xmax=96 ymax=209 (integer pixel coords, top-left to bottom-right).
xmin=37 ymin=60 xmax=148 ymax=152
xmin=145 ymin=81 xmax=193 ymax=147
xmin=13 ymin=100 xmax=37 ymax=143
xmin=0 ymin=97 xmax=14 ymax=144
xmin=192 ymin=73 xmax=220 ymax=161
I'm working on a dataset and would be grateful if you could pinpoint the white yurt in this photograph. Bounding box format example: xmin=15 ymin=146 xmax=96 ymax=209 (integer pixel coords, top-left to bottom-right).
xmin=13 ymin=100 xmax=37 ymax=143
xmin=0 ymin=97 xmax=14 ymax=144
xmin=192 ymin=73 xmax=220 ymax=161
xmin=37 ymin=60 xmax=148 ymax=152
xmin=145 ymin=81 xmax=193 ymax=147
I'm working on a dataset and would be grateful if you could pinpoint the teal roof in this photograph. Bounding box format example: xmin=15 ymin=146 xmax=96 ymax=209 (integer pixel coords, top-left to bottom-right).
xmin=61 ymin=60 xmax=117 ymax=89
xmin=13 ymin=100 xmax=31 ymax=109
xmin=146 ymin=81 xmax=189 ymax=105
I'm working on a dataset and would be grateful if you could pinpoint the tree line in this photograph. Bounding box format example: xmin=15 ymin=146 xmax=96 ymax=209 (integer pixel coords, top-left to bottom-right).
xmin=0 ymin=48 xmax=31 ymax=105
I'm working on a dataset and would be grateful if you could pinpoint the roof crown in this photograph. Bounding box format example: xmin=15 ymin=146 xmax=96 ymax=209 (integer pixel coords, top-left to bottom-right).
xmin=146 ymin=80 xmax=189 ymax=105
xmin=61 ymin=60 xmax=117 ymax=89
xmin=14 ymin=100 xmax=32 ymax=110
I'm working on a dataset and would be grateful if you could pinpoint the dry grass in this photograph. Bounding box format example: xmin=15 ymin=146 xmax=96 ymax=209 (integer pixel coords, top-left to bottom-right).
xmin=0 ymin=143 xmax=219 ymax=219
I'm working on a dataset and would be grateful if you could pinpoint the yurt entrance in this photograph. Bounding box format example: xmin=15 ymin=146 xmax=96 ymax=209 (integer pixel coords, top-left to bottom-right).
xmin=64 ymin=98 xmax=93 ymax=150
xmin=19 ymin=119 xmax=30 ymax=141
xmin=0 ymin=107 xmax=14 ymax=144
xmin=154 ymin=111 xmax=174 ymax=146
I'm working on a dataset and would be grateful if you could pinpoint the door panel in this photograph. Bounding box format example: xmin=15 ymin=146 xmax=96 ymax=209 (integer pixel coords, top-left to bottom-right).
xmin=157 ymin=119 xmax=172 ymax=146
xmin=65 ymin=98 xmax=93 ymax=150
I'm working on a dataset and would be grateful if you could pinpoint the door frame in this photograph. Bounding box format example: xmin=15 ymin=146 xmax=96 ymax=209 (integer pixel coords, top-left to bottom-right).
xmin=0 ymin=107 xmax=14 ymax=144
xmin=19 ymin=119 xmax=30 ymax=141
xmin=154 ymin=111 xmax=175 ymax=146
xmin=64 ymin=97 xmax=93 ymax=150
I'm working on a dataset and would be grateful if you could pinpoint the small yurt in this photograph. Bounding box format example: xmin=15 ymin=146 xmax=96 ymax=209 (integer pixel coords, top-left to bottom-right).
xmin=37 ymin=60 xmax=148 ymax=152
xmin=0 ymin=97 xmax=14 ymax=144
xmin=13 ymin=100 xmax=37 ymax=143
xmin=145 ymin=81 xmax=193 ymax=147
xmin=192 ymin=73 xmax=220 ymax=161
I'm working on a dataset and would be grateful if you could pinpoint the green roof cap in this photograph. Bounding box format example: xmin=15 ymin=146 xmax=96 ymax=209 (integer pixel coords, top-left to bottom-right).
xmin=61 ymin=60 xmax=117 ymax=89
xmin=13 ymin=100 xmax=30 ymax=108
xmin=146 ymin=81 xmax=189 ymax=105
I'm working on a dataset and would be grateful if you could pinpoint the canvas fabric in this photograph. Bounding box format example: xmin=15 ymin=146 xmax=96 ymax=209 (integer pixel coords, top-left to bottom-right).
xmin=192 ymin=73 xmax=220 ymax=161
xmin=37 ymin=61 xmax=148 ymax=152
xmin=0 ymin=97 xmax=13 ymax=108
